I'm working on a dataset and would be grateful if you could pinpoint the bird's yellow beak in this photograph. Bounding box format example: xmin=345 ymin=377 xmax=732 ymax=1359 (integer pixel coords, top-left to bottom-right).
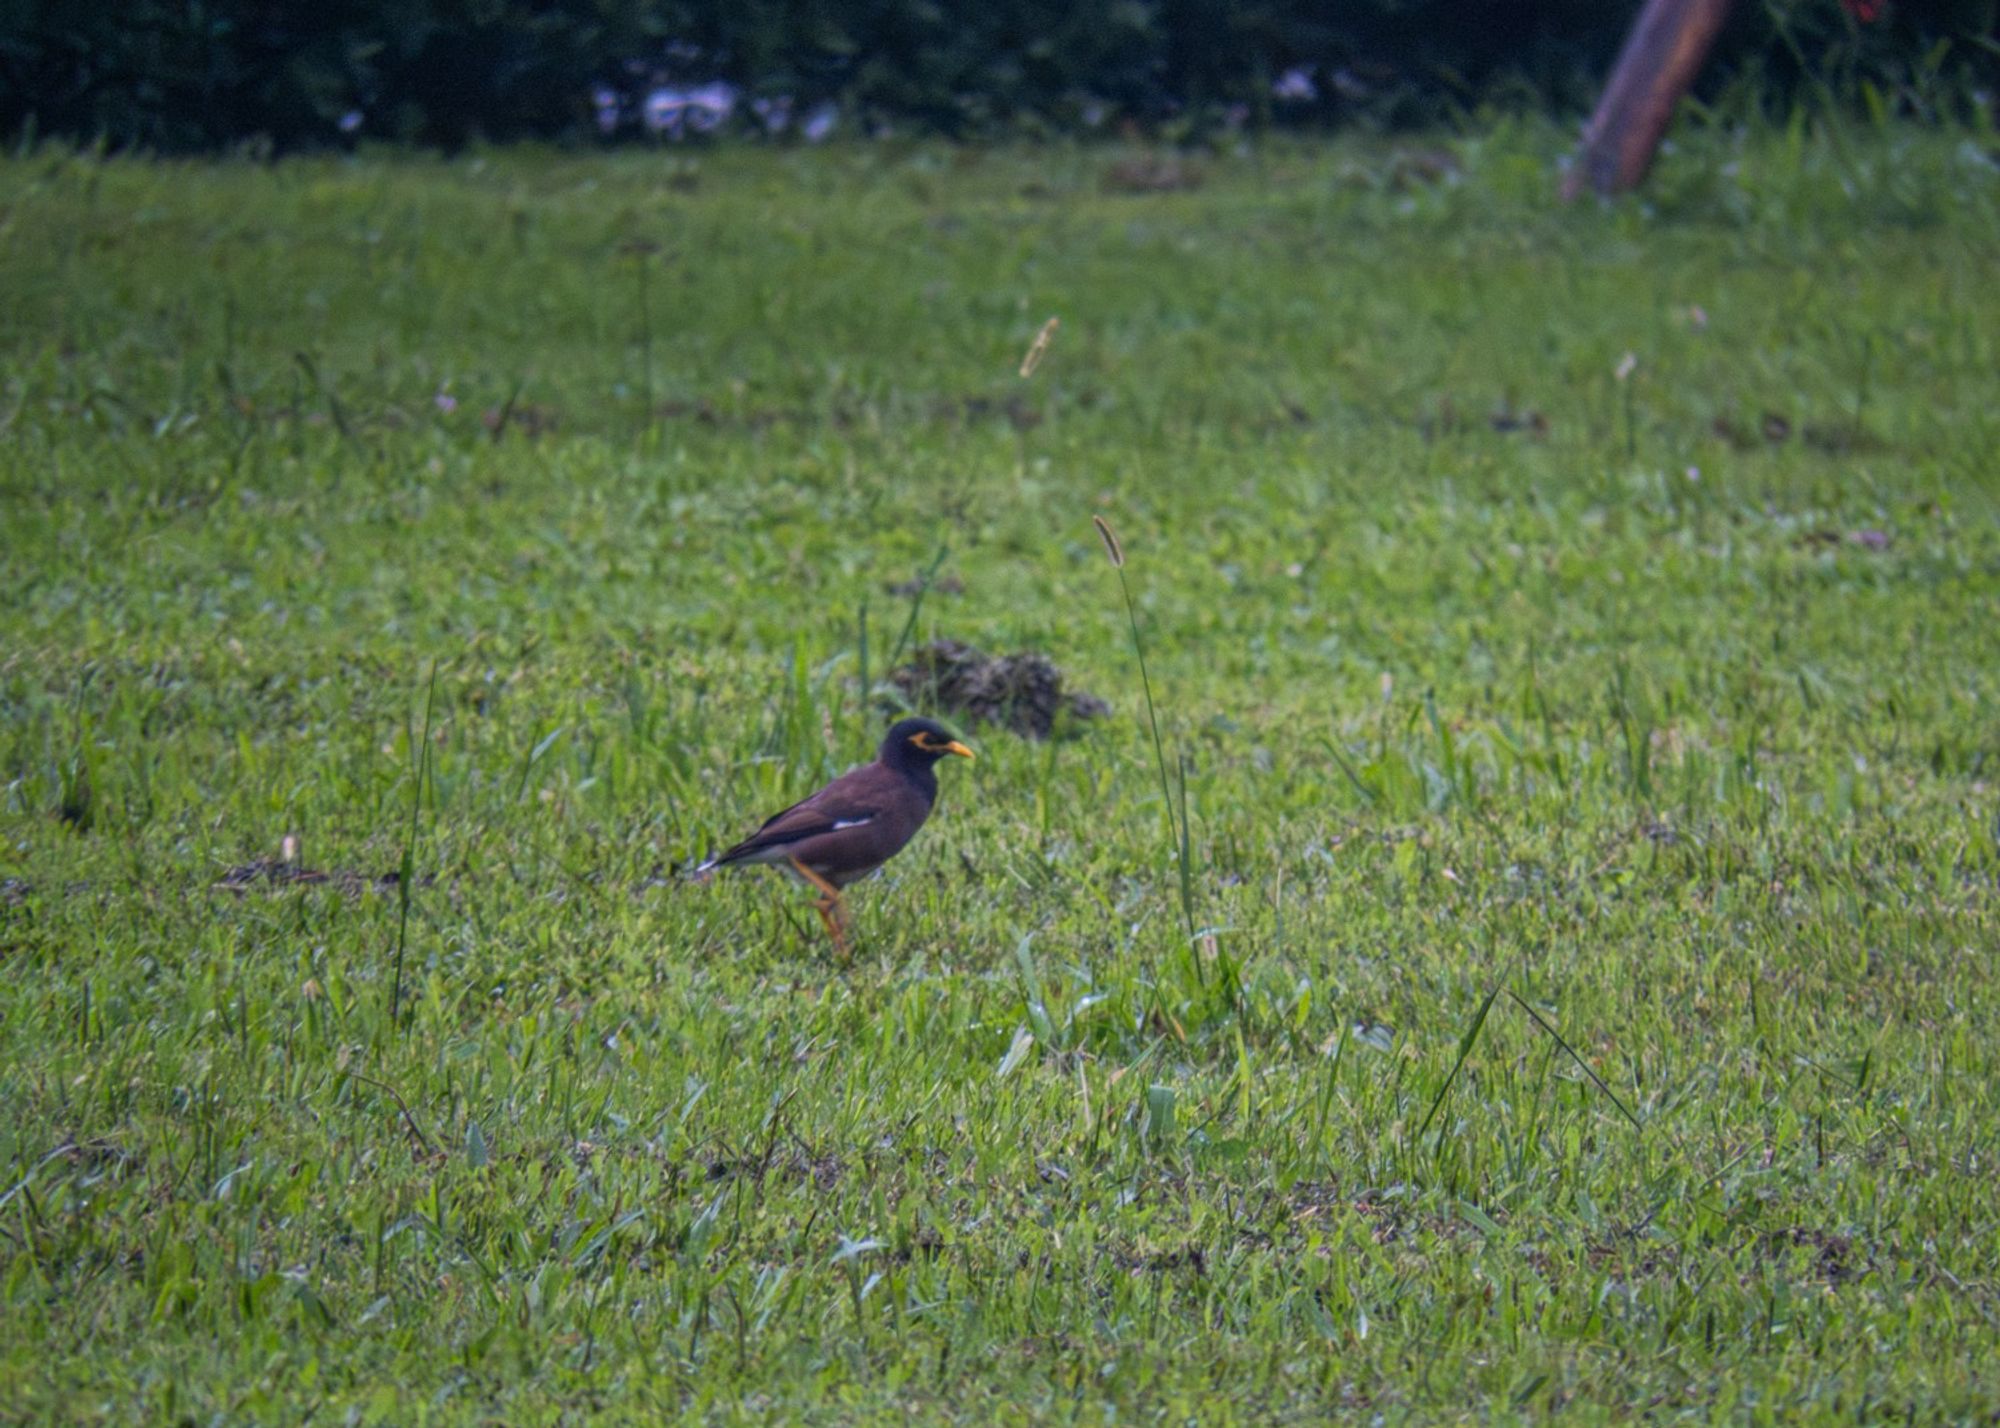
xmin=941 ymin=740 xmax=975 ymax=760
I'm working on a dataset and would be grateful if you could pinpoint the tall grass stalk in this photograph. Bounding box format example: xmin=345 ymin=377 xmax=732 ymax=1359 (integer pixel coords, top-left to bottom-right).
xmin=390 ymin=661 xmax=439 ymax=1028
xmin=1093 ymin=516 xmax=1201 ymax=963
xmin=1017 ymin=315 xmax=1058 ymax=486
xmin=886 ymin=543 xmax=951 ymax=672
xmin=1615 ymin=351 xmax=1638 ymax=462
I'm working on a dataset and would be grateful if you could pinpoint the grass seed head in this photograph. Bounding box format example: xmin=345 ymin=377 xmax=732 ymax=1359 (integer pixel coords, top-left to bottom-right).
xmin=1019 ymin=316 xmax=1059 ymax=378
xmin=1091 ymin=514 xmax=1125 ymax=567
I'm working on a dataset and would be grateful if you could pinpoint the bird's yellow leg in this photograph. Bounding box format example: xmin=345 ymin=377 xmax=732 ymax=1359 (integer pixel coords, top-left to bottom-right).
xmin=791 ymin=860 xmax=852 ymax=957
xmin=788 ymin=858 xmax=842 ymax=900
xmin=811 ymin=899 xmax=852 ymax=958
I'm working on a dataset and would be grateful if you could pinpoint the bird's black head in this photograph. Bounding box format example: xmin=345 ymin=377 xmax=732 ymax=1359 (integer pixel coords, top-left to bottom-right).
xmin=881 ymin=717 xmax=975 ymax=772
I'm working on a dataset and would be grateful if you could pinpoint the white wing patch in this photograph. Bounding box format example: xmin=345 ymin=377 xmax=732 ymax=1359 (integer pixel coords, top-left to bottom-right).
xmin=831 ymin=817 xmax=873 ymax=830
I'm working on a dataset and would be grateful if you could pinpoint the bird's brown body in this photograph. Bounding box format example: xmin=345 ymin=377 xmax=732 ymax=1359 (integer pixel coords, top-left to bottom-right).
xmin=698 ymin=718 xmax=973 ymax=953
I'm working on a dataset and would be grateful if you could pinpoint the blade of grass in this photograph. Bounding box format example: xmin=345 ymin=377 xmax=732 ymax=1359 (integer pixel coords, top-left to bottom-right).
xmin=1418 ymin=980 xmax=1502 ymax=1139
xmin=390 ymin=660 xmax=439 ymax=1028
xmin=1508 ymin=990 xmax=1644 ymax=1133
xmin=1321 ymin=736 xmax=1382 ymax=807
xmin=885 ymin=543 xmax=950 ymax=673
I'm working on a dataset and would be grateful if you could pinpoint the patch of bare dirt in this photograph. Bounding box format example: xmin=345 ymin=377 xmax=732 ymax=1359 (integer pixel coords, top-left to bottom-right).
xmin=886 ymin=572 xmax=965 ymax=598
xmin=1711 ymin=411 xmax=1889 ymax=455
xmin=933 ymin=393 xmax=1045 ymax=431
xmin=1756 ymin=1225 xmax=1871 ymax=1285
xmin=701 ymin=1141 xmax=846 ymax=1192
xmin=482 ymin=400 xmax=559 ymax=439
xmin=1102 ymin=155 xmax=1204 ymax=194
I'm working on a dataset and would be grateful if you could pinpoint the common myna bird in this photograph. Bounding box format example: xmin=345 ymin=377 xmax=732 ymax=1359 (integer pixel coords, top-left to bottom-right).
xmin=696 ymin=717 xmax=974 ymax=954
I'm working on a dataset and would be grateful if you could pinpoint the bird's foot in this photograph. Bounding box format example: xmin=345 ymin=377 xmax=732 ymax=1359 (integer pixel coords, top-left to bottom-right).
xmin=812 ymin=896 xmax=853 ymax=959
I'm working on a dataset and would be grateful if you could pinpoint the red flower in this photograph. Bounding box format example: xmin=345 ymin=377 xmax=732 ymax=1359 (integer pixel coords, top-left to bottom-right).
xmin=1842 ymin=0 xmax=1885 ymax=21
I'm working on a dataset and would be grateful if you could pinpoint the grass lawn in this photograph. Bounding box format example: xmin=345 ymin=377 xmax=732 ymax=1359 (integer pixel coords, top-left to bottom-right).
xmin=1 ymin=122 xmax=1996 ymax=1422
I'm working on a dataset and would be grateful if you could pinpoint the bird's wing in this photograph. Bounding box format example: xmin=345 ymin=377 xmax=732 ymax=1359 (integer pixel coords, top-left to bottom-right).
xmin=703 ymin=771 xmax=880 ymax=868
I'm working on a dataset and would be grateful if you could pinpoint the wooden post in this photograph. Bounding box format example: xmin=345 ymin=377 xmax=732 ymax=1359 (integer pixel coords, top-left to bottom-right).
xmin=1564 ymin=0 xmax=1735 ymax=199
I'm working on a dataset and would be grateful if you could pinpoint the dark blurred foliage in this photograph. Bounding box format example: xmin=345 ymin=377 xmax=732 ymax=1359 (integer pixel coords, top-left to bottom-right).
xmin=1 ymin=0 xmax=1994 ymax=150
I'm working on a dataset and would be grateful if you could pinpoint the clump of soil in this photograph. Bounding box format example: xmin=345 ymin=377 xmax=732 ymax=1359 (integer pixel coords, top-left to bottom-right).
xmin=212 ymin=859 xmax=420 ymax=896
xmin=886 ymin=639 xmax=1109 ymax=740
xmin=214 ymin=833 xmax=436 ymax=896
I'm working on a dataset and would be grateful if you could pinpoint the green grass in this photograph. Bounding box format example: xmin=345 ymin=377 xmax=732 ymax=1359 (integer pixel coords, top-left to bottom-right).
xmin=2 ymin=120 xmax=1997 ymax=1422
